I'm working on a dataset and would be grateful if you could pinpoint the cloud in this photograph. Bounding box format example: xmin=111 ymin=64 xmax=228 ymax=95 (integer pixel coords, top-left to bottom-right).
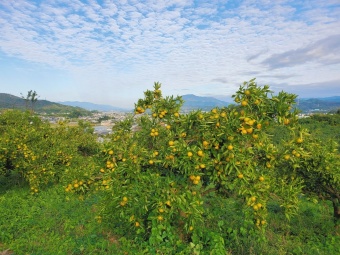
xmin=262 ymin=34 xmax=340 ymax=69
xmin=257 ymin=74 xmax=298 ymax=80
xmin=0 ymin=0 xmax=340 ymax=107
xmin=211 ymin=77 xmax=229 ymax=84
xmin=270 ymin=79 xmax=340 ymax=97
xmin=247 ymin=49 xmax=268 ymax=62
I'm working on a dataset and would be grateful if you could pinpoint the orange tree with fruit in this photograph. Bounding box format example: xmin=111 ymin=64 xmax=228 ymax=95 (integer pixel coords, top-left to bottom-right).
xmin=90 ymin=79 xmax=340 ymax=252
xmin=0 ymin=110 xmax=99 ymax=193
xmin=274 ymin=125 xmax=340 ymax=228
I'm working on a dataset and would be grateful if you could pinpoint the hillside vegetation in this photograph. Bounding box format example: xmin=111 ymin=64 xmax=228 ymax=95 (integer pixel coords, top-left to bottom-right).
xmin=0 ymin=93 xmax=92 ymax=115
xmin=0 ymin=80 xmax=339 ymax=254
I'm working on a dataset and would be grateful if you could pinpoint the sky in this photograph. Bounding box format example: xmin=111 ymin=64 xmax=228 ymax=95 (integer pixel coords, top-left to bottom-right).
xmin=0 ymin=0 xmax=340 ymax=108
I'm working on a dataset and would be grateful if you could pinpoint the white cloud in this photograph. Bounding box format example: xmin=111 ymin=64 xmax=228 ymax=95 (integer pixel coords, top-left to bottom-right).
xmin=0 ymin=0 xmax=339 ymax=107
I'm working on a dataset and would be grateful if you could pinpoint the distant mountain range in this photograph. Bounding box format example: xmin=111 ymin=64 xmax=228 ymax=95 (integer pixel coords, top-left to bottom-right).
xmin=297 ymin=96 xmax=340 ymax=112
xmin=1 ymin=92 xmax=340 ymax=114
xmin=59 ymin=101 xmax=129 ymax=112
xmin=0 ymin=93 xmax=91 ymax=115
xmin=61 ymin=95 xmax=340 ymax=113
xmin=181 ymin=94 xmax=229 ymax=111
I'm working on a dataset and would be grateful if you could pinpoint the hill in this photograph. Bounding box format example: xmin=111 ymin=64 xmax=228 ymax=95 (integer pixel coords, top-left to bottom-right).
xmin=59 ymin=101 xmax=129 ymax=112
xmin=60 ymin=95 xmax=229 ymax=112
xmin=181 ymin=94 xmax=229 ymax=111
xmin=0 ymin=93 xmax=91 ymax=115
xmin=297 ymin=96 xmax=340 ymax=113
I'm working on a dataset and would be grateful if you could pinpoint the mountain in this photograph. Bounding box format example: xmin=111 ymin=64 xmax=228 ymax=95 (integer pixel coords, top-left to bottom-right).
xmin=59 ymin=101 xmax=129 ymax=112
xmin=308 ymin=96 xmax=340 ymax=103
xmin=297 ymin=96 xmax=340 ymax=113
xmin=180 ymin=94 xmax=340 ymax=113
xmin=61 ymin=95 xmax=229 ymax=112
xmin=181 ymin=94 xmax=229 ymax=111
xmin=0 ymin=93 xmax=91 ymax=115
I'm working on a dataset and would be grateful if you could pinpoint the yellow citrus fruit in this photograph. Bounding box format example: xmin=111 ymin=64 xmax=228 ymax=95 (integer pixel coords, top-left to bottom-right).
xmin=135 ymin=222 xmax=140 ymax=227
xmin=187 ymin=152 xmax=193 ymax=157
xmin=241 ymin=100 xmax=248 ymax=106
xmin=109 ymin=150 xmax=114 ymax=155
xmin=246 ymin=128 xmax=253 ymax=134
xmin=259 ymin=176 xmax=264 ymax=182
xmin=169 ymin=141 xmax=174 ymax=146
xmin=296 ymin=138 xmax=303 ymax=144
xmin=122 ymin=196 xmax=128 ymax=202
xmin=238 ymin=173 xmax=244 ymax=179
xmin=227 ymin=145 xmax=233 ymax=150
xmin=197 ymin=150 xmax=204 ymax=157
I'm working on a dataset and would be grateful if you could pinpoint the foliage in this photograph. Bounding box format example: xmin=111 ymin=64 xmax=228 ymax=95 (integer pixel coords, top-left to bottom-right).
xmin=86 ymin=79 xmax=339 ymax=253
xmin=299 ymin=113 xmax=340 ymax=126
xmin=1 ymin=79 xmax=339 ymax=254
xmin=0 ymin=110 xmax=99 ymax=193
xmin=1 ymin=180 xmax=339 ymax=255
xmin=20 ymin=90 xmax=39 ymax=113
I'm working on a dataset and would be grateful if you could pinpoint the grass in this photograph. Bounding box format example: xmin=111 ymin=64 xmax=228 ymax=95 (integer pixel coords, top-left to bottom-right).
xmin=0 ymin=175 xmax=134 ymax=254
xmin=1 ymin=175 xmax=339 ymax=254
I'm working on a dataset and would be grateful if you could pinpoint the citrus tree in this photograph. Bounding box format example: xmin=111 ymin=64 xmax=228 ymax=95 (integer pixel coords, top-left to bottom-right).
xmin=275 ymin=126 xmax=340 ymax=228
xmin=269 ymin=113 xmax=340 ymax=229
xmin=0 ymin=110 xmax=99 ymax=193
xmin=91 ymin=79 xmax=333 ymax=252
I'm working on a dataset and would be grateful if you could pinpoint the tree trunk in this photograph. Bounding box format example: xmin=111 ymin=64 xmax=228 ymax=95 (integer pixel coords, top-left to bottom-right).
xmin=331 ymin=198 xmax=340 ymax=234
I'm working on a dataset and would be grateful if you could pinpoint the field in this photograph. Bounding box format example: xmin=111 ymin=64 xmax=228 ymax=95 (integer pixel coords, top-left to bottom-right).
xmin=0 ymin=177 xmax=338 ymax=254
xmin=1 ymin=80 xmax=339 ymax=254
